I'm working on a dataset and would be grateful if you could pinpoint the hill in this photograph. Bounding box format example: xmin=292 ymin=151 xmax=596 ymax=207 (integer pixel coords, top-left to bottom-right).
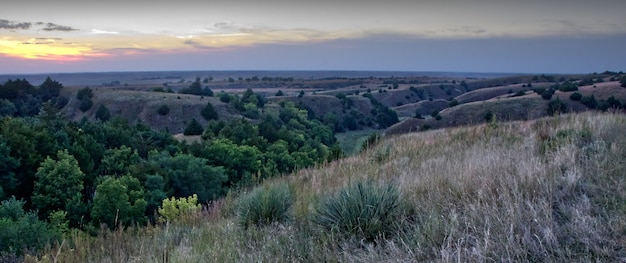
xmin=34 ymin=112 xmax=626 ymax=262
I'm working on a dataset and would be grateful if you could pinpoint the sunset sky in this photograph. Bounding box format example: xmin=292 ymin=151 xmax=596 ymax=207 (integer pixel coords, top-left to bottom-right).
xmin=1 ymin=0 xmax=625 ymax=74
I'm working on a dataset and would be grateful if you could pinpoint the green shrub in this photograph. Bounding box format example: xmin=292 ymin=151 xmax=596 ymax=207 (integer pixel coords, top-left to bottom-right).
xmin=158 ymin=194 xmax=201 ymax=224
xmin=79 ymin=98 xmax=93 ymax=112
xmin=581 ymin=95 xmax=597 ymax=109
xmin=541 ymin=89 xmax=554 ymax=100
xmin=76 ymin=87 xmax=93 ymax=101
xmin=570 ymin=92 xmax=582 ymax=101
xmin=547 ymin=98 xmax=568 ymax=116
xmin=95 ymin=104 xmax=111 ymax=121
xmin=201 ymin=102 xmax=218 ymax=120
xmin=157 ymin=104 xmax=170 ymax=115
xmin=312 ymin=181 xmax=412 ymax=241
xmin=0 ymin=197 xmax=60 ymax=255
xmin=236 ymin=183 xmax=293 ymax=228
xmin=183 ymin=119 xmax=203 ymax=135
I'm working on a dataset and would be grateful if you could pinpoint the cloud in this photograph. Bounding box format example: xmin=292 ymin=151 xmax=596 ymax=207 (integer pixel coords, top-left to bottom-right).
xmin=42 ymin=22 xmax=77 ymax=32
xmin=90 ymin=29 xmax=120 ymax=35
xmin=21 ymin=38 xmax=63 ymax=45
xmin=0 ymin=19 xmax=32 ymax=30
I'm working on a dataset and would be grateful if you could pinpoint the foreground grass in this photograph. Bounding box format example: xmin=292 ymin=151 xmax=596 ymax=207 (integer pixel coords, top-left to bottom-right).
xmin=27 ymin=112 xmax=626 ymax=262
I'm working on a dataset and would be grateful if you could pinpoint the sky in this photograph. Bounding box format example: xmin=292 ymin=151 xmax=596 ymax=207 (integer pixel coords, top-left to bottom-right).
xmin=1 ymin=0 xmax=625 ymax=74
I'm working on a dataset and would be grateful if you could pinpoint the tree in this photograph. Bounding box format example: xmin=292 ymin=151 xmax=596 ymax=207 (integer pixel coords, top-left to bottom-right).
xmin=148 ymin=151 xmax=227 ymax=202
xmin=0 ymin=197 xmax=60 ymax=255
xmin=179 ymin=77 xmax=202 ymax=95
xmin=100 ymin=145 xmax=140 ymax=176
xmin=201 ymin=102 xmax=218 ymax=120
xmin=0 ymin=99 xmax=16 ymax=117
xmin=275 ymin=90 xmax=284 ymax=96
xmin=95 ymin=104 xmax=111 ymax=121
xmin=157 ymin=104 xmax=170 ymax=115
xmin=184 ymin=119 xmax=203 ymax=135
xmin=570 ymin=92 xmax=583 ymax=101
xmin=76 ymin=87 xmax=93 ymax=101
xmin=91 ymin=176 xmax=147 ymax=229
xmin=581 ymin=95 xmax=597 ymax=109
xmin=547 ymin=98 xmax=568 ymax=116
xmin=39 ymin=76 xmax=63 ymax=101
xmin=621 ymin=76 xmax=626 ymax=88
xmin=0 ymin=141 xmax=19 ymax=199
xmin=31 ymin=150 xmax=84 ymax=218
xmin=541 ymin=89 xmax=554 ymax=100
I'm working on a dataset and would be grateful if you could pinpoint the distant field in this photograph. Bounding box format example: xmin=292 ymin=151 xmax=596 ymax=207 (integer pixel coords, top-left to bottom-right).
xmin=334 ymin=128 xmax=378 ymax=156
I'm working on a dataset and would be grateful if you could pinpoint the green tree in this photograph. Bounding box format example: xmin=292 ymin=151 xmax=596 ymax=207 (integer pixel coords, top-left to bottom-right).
xmin=547 ymin=98 xmax=568 ymax=116
xmin=570 ymin=92 xmax=583 ymax=101
xmin=100 ymin=145 xmax=140 ymax=176
xmin=95 ymin=104 xmax=111 ymax=121
xmin=91 ymin=176 xmax=147 ymax=229
xmin=148 ymin=151 xmax=227 ymax=202
xmin=201 ymin=102 xmax=218 ymax=120
xmin=32 ymin=150 xmax=84 ymax=218
xmin=0 ymin=197 xmax=60 ymax=255
xmin=184 ymin=118 xmax=204 ymax=135
xmin=76 ymin=87 xmax=93 ymax=101
xmin=0 ymin=140 xmax=19 ymax=199
xmin=179 ymin=77 xmax=202 ymax=95
xmin=157 ymin=104 xmax=170 ymax=115
xmin=39 ymin=76 xmax=63 ymax=101
xmin=0 ymin=99 xmax=17 ymax=117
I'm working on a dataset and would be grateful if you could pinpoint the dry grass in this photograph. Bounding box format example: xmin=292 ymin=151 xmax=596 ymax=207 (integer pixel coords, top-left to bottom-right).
xmin=27 ymin=112 xmax=626 ymax=262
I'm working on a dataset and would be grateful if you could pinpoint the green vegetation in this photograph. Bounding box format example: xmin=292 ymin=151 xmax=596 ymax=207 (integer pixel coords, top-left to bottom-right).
xmin=312 ymin=181 xmax=411 ymax=241
xmin=547 ymin=98 xmax=568 ymax=116
xmin=95 ymin=104 xmax=111 ymax=121
xmin=201 ymin=102 xmax=218 ymax=120
xmin=183 ymin=118 xmax=203 ymax=135
xmin=158 ymin=194 xmax=201 ymax=224
xmin=569 ymin=92 xmax=583 ymax=101
xmin=157 ymin=104 xmax=170 ymax=115
xmin=77 ymin=87 xmax=94 ymax=112
xmin=1 ymin=73 xmax=625 ymax=261
xmin=236 ymin=182 xmax=293 ymax=228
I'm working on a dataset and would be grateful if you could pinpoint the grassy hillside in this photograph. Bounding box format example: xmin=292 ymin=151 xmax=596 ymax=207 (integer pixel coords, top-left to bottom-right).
xmin=31 ymin=112 xmax=626 ymax=262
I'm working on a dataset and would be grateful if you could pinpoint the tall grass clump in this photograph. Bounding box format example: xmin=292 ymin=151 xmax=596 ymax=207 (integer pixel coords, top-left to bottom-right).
xmin=236 ymin=182 xmax=294 ymax=228
xmin=312 ymin=181 xmax=412 ymax=242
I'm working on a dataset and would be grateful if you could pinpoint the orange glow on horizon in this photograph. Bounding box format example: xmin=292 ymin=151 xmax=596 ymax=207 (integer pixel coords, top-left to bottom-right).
xmin=0 ymin=39 xmax=104 ymax=61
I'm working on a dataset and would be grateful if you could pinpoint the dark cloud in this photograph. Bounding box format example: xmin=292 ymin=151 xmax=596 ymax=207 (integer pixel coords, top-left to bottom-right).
xmin=0 ymin=19 xmax=32 ymax=30
xmin=183 ymin=40 xmax=216 ymax=50
xmin=42 ymin=23 xmax=77 ymax=32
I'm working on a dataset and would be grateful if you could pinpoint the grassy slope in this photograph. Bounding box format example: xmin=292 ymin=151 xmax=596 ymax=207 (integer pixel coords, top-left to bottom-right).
xmin=33 ymin=112 xmax=626 ymax=262
xmin=60 ymin=86 xmax=241 ymax=134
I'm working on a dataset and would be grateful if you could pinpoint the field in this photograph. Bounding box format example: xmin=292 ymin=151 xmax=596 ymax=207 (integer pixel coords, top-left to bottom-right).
xmin=25 ymin=112 xmax=626 ymax=262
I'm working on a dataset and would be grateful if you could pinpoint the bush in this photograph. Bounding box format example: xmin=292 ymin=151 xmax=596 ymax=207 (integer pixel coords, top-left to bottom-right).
xmin=236 ymin=183 xmax=293 ymax=228
xmin=95 ymin=104 xmax=111 ymax=121
xmin=541 ymin=89 xmax=554 ymax=100
xmin=157 ymin=104 xmax=170 ymax=115
xmin=201 ymin=103 xmax=218 ymax=120
xmin=581 ymin=95 xmax=597 ymax=109
xmin=79 ymin=98 xmax=93 ymax=112
xmin=547 ymin=98 xmax=568 ymax=116
xmin=76 ymin=87 xmax=93 ymax=101
xmin=158 ymin=194 xmax=201 ymax=224
xmin=183 ymin=119 xmax=203 ymax=136
xmin=0 ymin=197 xmax=60 ymax=255
xmin=570 ymin=92 xmax=583 ymax=101
xmin=620 ymin=76 xmax=626 ymax=88
xmin=312 ymin=181 xmax=412 ymax=241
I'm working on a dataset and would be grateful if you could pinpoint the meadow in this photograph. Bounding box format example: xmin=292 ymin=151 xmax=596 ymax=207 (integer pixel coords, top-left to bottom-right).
xmin=25 ymin=112 xmax=626 ymax=262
